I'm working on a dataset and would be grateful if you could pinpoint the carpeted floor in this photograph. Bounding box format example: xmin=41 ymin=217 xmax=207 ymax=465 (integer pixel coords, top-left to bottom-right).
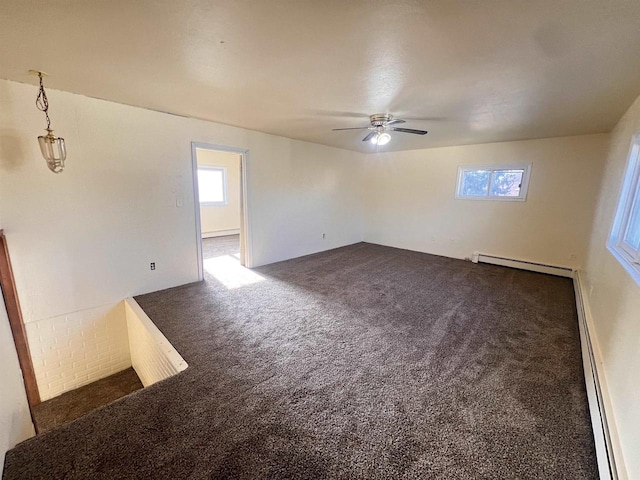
xmin=3 ymin=243 xmax=597 ymax=479
xmin=202 ymin=234 xmax=240 ymax=259
xmin=31 ymin=368 xmax=144 ymax=434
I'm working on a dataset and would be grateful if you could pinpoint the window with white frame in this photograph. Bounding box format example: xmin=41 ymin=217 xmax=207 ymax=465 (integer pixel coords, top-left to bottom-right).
xmin=455 ymin=164 xmax=532 ymax=201
xmin=197 ymin=166 xmax=227 ymax=206
xmin=608 ymin=134 xmax=640 ymax=285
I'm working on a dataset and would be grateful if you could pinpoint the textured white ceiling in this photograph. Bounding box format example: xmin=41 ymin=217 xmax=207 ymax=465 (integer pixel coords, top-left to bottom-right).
xmin=2 ymin=1 xmax=640 ymax=153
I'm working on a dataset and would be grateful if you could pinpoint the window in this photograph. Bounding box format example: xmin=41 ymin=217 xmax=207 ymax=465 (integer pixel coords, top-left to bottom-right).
xmin=197 ymin=166 xmax=227 ymax=206
xmin=455 ymin=164 xmax=531 ymax=201
xmin=608 ymin=134 xmax=640 ymax=284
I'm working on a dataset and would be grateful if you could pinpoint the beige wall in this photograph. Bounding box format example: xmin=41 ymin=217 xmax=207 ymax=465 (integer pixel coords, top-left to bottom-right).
xmin=363 ymin=134 xmax=608 ymax=269
xmin=583 ymin=94 xmax=640 ymax=479
xmin=0 ymin=79 xmax=364 ymax=401
xmin=196 ymin=149 xmax=241 ymax=235
xmin=0 ymin=78 xmax=363 ymax=323
xmin=0 ymin=293 xmax=35 ymax=477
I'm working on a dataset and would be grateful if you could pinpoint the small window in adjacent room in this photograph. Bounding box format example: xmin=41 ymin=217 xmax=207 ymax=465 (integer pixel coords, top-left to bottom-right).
xmin=608 ymin=134 xmax=640 ymax=285
xmin=455 ymin=164 xmax=532 ymax=201
xmin=197 ymin=166 xmax=227 ymax=206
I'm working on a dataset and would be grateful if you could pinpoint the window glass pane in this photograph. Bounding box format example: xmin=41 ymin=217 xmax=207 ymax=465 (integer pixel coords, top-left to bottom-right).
xmin=623 ymin=189 xmax=640 ymax=250
xmin=489 ymin=170 xmax=524 ymax=197
xmin=461 ymin=170 xmax=490 ymax=196
xmin=198 ymin=169 xmax=224 ymax=203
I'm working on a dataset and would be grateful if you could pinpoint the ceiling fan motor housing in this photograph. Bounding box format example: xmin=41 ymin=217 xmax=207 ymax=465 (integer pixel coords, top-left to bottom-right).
xmin=370 ymin=113 xmax=393 ymax=126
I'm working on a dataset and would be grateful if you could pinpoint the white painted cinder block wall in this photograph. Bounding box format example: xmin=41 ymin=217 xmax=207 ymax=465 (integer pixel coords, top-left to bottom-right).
xmin=125 ymin=298 xmax=187 ymax=387
xmin=25 ymin=303 xmax=131 ymax=401
xmin=0 ymin=78 xmax=364 ymax=399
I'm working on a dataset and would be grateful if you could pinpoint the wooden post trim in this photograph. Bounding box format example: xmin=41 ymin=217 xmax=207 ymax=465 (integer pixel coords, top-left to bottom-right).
xmin=0 ymin=229 xmax=40 ymax=406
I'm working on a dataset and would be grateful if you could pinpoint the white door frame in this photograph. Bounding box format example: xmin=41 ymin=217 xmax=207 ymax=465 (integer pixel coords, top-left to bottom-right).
xmin=191 ymin=142 xmax=252 ymax=281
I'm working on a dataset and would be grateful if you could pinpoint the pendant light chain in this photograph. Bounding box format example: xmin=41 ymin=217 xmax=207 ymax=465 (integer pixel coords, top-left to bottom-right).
xmin=35 ymin=72 xmax=51 ymax=130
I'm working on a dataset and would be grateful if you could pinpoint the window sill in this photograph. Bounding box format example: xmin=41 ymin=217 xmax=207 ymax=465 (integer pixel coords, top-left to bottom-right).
xmin=454 ymin=195 xmax=527 ymax=202
xmin=607 ymin=243 xmax=640 ymax=287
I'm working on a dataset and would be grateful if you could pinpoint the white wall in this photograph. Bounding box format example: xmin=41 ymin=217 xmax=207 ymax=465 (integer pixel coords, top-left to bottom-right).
xmin=25 ymin=303 xmax=131 ymax=401
xmin=363 ymin=134 xmax=608 ymax=268
xmin=0 ymin=293 xmax=35 ymax=477
xmin=583 ymin=94 xmax=640 ymax=479
xmin=125 ymin=298 xmax=187 ymax=387
xmin=0 ymin=78 xmax=364 ymax=399
xmin=196 ymin=149 xmax=241 ymax=236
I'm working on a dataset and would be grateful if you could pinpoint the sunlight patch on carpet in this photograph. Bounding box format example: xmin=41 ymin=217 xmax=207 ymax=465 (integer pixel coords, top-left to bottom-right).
xmin=204 ymin=255 xmax=264 ymax=289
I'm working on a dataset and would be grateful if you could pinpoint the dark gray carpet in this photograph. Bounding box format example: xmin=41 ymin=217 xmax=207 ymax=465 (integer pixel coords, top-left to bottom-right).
xmin=203 ymin=234 xmax=240 ymax=259
xmin=32 ymin=368 xmax=143 ymax=434
xmin=3 ymin=243 xmax=597 ymax=479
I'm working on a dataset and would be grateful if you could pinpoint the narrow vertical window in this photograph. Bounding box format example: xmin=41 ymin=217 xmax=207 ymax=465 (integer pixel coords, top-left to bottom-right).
xmin=609 ymin=135 xmax=640 ymax=285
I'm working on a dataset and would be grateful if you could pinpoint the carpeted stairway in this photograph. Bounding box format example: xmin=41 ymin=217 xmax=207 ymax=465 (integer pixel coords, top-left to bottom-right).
xmin=32 ymin=368 xmax=144 ymax=434
xmin=3 ymin=243 xmax=597 ymax=479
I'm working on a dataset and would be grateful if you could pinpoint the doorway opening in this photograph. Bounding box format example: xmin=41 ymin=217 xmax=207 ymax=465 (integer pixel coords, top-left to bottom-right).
xmin=191 ymin=143 xmax=252 ymax=284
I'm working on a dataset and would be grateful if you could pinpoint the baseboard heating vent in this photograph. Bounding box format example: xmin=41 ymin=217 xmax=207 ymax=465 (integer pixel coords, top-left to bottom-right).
xmin=574 ymin=272 xmax=619 ymax=480
xmin=472 ymin=252 xmax=574 ymax=278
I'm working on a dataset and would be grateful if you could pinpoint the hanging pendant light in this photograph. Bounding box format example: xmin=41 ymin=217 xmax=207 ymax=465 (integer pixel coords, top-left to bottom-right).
xmin=31 ymin=70 xmax=66 ymax=173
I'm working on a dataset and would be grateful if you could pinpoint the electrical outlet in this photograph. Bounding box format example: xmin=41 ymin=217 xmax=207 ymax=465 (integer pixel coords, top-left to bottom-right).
xmin=150 ymin=262 xmax=156 ymax=271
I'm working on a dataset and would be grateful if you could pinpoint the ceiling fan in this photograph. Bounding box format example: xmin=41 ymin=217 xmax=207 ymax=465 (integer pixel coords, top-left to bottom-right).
xmin=332 ymin=113 xmax=428 ymax=145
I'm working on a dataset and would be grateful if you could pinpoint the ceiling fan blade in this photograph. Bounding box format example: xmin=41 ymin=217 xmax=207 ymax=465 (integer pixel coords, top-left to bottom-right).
xmin=390 ymin=127 xmax=428 ymax=135
xmin=362 ymin=131 xmax=377 ymax=142
xmin=385 ymin=119 xmax=406 ymax=126
xmin=332 ymin=127 xmax=371 ymax=131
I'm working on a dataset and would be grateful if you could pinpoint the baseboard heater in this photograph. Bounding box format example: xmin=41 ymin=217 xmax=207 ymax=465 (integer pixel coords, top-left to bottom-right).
xmin=202 ymin=228 xmax=240 ymax=239
xmin=472 ymin=252 xmax=574 ymax=278
xmin=574 ymin=273 xmax=620 ymax=480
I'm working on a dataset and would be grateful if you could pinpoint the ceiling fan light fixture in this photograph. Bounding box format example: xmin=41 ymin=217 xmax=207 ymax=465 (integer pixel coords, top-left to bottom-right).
xmin=332 ymin=113 xmax=427 ymax=145
xmin=371 ymin=132 xmax=391 ymax=146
